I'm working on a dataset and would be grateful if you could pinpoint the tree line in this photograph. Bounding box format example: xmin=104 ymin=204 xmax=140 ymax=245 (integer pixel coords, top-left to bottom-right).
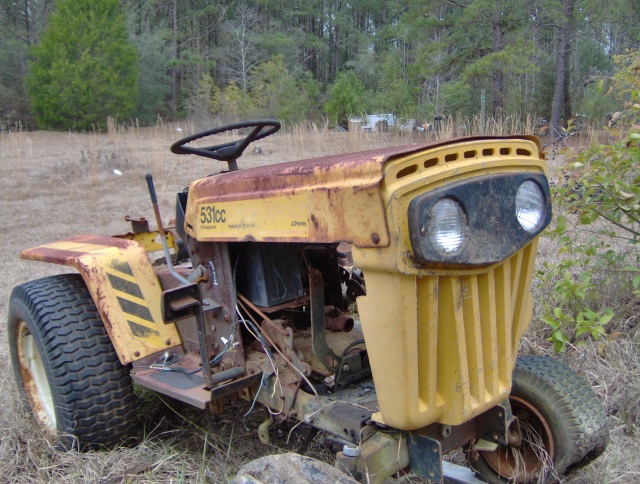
xmin=0 ymin=0 xmax=638 ymax=133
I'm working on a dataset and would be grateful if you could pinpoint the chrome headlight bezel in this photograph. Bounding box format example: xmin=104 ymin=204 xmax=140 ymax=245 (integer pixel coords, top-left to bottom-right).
xmin=408 ymin=173 xmax=551 ymax=267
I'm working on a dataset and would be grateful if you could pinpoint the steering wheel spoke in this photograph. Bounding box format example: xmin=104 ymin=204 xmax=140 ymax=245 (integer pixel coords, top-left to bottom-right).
xmin=170 ymin=120 xmax=280 ymax=170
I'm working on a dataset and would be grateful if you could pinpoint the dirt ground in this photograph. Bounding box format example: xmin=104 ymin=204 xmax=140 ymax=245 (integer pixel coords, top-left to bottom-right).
xmin=0 ymin=123 xmax=637 ymax=482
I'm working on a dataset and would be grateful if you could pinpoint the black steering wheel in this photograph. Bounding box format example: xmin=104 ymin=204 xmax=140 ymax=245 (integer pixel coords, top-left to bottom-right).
xmin=170 ymin=119 xmax=281 ymax=170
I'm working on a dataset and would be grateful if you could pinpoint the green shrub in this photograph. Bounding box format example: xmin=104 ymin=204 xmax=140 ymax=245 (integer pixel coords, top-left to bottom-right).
xmin=538 ymin=49 xmax=640 ymax=352
xmin=539 ymin=122 xmax=640 ymax=352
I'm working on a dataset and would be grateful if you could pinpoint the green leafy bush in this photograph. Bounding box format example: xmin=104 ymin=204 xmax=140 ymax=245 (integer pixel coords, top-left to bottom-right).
xmin=539 ymin=122 xmax=640 ymax=352
xmin=538 ymin=49 xmax=640 ymax=352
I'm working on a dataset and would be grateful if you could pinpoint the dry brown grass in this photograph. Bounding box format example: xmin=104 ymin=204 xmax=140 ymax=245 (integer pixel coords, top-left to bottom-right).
xmin=0 ymin=120 xmax=637 ymax=482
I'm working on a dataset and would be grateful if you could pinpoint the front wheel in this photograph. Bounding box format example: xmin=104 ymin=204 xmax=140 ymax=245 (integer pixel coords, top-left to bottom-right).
xmin=469 ymin=356 xmax=609 ymax=483
xmin=8 ymin=274 xmax=138 ymax=450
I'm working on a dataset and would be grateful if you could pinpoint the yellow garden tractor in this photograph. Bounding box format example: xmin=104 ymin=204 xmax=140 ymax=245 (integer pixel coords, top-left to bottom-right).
xmin=8 ymin=120 xmax=608 ymax=482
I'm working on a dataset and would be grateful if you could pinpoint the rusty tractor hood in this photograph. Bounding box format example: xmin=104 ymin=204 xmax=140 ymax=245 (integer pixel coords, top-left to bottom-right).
xmin=183 ymin=139 xmax=503 ymax=248
xmin=184 ymin=145 xmax=401 ymax=247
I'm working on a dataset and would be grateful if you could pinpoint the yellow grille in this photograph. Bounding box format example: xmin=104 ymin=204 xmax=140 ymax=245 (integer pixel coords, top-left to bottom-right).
xmin=418 ymin=242 xmax=535 ymax=422
xmin=354 ymin=241 xmax=537 ymax=430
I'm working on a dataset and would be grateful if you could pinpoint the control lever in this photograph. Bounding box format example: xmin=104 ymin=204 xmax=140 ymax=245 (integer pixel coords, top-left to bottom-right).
xmin=145 ymin=174 xmax=191 ymax=286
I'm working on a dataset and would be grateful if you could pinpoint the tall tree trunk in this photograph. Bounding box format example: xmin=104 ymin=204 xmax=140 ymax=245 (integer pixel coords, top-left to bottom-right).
xmin=170 ymin=0 xmax=177 ymax=121
xmin=550 ymin=0 xmax=574 ymax=138
xmin=492 ymin=17 xmax=504 ymax=118
xmin=332 ymin=0 xmax=340 ymax=79
xmin=23 ymin=0 xmax=32 ymax=44
xmin=563 ymin=44 xmax=572 ymax=122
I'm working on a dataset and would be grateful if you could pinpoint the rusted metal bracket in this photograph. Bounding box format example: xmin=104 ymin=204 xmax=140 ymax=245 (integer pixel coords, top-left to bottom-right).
xmin=407 ymin=433 xmax=443 ymax=482
xmin=335 ymin=431 xmax=409 ymax=483
xmin=334 ymin=350 xmax=371 ymax=392
xmin=124 ymin=215 xmax=150 ymax=233
xmin=211 ymin=371 xmax=261 ymax=400
xmin=340 ymin=265 xmax=366 ymax=305
xmin=476 ymin=401 xmax=515 ymax=446
xmin=162 ymin=284 xmax=201 ymax=321
xmin=161 ymin=283 xmax=214 ymax=387
xmin=309 ymin=268 xmax=340 ymax=372
xmin=260 ymin=318 xmax=311 ymax=376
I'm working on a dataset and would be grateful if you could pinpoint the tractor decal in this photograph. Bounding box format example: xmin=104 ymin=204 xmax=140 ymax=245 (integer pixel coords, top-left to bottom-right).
xmin=197 ymin=195 xmax=310 ymax=239
xmin=105 ymin=268 xmax=163 ymax=346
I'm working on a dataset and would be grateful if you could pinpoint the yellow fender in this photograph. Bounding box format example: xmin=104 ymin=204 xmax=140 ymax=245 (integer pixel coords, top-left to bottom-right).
xmin=21 ymin=234 xmax=181 ymax=364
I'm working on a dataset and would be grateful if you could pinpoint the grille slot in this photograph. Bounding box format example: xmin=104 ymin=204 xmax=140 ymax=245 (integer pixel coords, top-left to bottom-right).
xmin=416 ymin=242 xmax=535 ymax=422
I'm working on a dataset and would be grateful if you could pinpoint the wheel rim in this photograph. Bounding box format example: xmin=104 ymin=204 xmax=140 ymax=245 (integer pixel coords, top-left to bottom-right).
xmin=16 ymin=320 xmax=57 ymax=432
xmin=481 ymin=395 xmax=555 ymax=481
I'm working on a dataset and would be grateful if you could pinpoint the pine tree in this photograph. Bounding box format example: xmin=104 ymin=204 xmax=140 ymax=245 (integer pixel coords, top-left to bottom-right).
xmin=26 ymin=0 xmax=138 ymax=130
xmin=325 ymin=72 xmax=365 ymax=128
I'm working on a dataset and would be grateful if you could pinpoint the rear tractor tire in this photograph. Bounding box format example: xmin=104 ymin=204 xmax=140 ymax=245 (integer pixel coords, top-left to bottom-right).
xmin=8 ymin=274 xmax=138 ymax=450
xmin=469 ymin=355 xmax=609 ymax=483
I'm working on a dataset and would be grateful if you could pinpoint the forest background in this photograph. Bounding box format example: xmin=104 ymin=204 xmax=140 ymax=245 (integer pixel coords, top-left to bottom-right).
xmin=1 ymin=0 xmax=638 ymax=135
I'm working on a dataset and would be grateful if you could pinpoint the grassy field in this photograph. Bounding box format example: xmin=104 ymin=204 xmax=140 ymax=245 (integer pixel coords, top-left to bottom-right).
xmin=0 ymin=120 xmax=637 ymax=482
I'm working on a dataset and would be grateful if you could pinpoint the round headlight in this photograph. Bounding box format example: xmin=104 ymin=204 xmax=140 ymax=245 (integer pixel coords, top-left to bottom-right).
xmin=516 ymin=180 xmax=544 ymax=232
xmin=428 ymin=198 xmax=466 ymax=254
